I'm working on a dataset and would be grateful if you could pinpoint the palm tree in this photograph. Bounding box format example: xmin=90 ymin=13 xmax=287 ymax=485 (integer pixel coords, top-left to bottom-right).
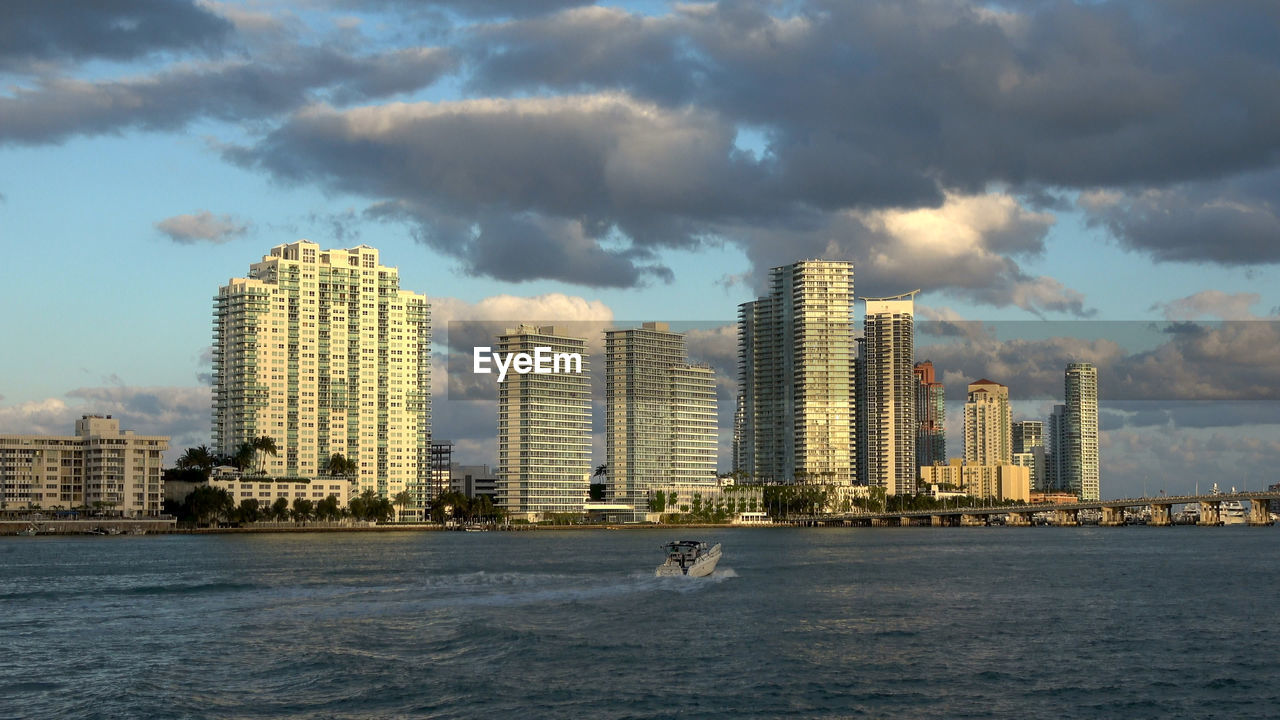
xmin=177 ymin=445 xmax=216 ymax=478
xmin=232 ymin=442 xmax=256 ymax=472
xmin=392 ymin=490 xmax=413 ymax=522
xmin=594 ymin=463 xmax=607 ymax=479
xmin=326 ymin=453 xmax=357 ymax=478
xmin=253 ymin=436 xmax=278 ymax=475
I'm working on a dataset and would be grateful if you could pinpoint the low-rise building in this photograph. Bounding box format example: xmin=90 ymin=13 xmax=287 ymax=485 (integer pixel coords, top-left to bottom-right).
xmin=452 ymin=464 xmax=498 ymax=500
xmin=0 ymin=415 xmax=168 ymax=516
xmin=920 ymin=458 xmax=1030 ymax=502
xmin=208 ymin=469 xmax=353 ymax=508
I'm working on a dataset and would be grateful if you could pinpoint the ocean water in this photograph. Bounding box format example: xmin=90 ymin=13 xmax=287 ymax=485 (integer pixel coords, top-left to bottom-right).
xmin=2 ymin=527 xmax=1278 ymax=719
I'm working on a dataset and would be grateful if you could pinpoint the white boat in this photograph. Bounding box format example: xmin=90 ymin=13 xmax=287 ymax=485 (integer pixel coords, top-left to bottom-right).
xmin=656 ymin=540 xmax=722 ymax=577
xmin=1213 ymin=484 xmax=1247 ymax=525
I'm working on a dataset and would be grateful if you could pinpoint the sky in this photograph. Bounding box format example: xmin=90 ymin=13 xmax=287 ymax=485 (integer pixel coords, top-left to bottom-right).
xmin=1 ymin=0 xmax=1278 ymax=499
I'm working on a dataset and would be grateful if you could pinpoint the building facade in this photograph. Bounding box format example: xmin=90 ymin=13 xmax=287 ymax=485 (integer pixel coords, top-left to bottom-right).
xmin=0 ymin=415 xmax=168 ymax=516
xmin=1046 ymin=404 xmax=1067 ymax=492
xmin=738 ymin=260 xmax=855 ymax=484
xmin=606 ymin=322 xmax=717 ymax=520
xmin=1064 ymin=362 xmax=1100 ymax=501
xmin=496 ymin=325 xmax=592 ymax=521
xmin=862 ymin=294 xmax=917 ymax=495
xmin=913 ymin=361 xmax=946 ymax=469
xmin=1012 ymin=420 xmax=1046 ymax=491
xmin=919 ymin=459 xmax=1031 ymax=502
xmin=963 ymin=379 xmax=1011 ymax=467
xmin=212 ymin=241 xmax=431 ymax=502
xmin=209 ymin=471 xmax=353 ymax=509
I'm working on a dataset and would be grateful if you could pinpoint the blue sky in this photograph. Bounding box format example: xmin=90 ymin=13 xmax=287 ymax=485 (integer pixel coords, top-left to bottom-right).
xmin=2 ymin=0 xmax=1278 ymax=498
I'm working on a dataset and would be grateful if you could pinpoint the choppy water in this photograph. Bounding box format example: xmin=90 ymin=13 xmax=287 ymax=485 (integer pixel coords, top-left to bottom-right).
xmin=2 ymin=527 xmax=1278 ymax=719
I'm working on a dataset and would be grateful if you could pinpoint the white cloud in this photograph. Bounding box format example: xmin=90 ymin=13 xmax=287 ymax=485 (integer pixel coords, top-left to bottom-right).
xmin=155 ymin=210 xmax=250 ymax=244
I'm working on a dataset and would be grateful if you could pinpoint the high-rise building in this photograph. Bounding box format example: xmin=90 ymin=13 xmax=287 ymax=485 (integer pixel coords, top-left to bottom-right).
xmin=606 ymin=322 xmax=718 ymax=519
xmin=862 ymin=292 xmax=917 ymax=495
xmin=496 ymin=325 xmax=591 ymax=521
xmin=914 ymin=361 xmax=946 ymax=468
xmin=212 ymin=241 xmax=431 ymax=500
xmin=1012 ymin=420 xmax=1046 ymax=491
xmin=738 ymin=260 xmax=855 ymax=484
xmin=0 ymin=415 xmax=168 ymax=516
xmin=963 ymin=379 xmax=1011 ymax=467
xmin=1046 ymin=404 xmax=1067 ymax=492
xmin=1064 ymin=362 xmax=1100 ymax=501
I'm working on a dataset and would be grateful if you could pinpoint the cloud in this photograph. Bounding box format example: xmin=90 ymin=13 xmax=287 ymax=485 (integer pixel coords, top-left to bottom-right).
xmin=155 ymin=211 xmax=250 ymax=244
xmin=1080 ymin=170 xmax=1280 ymax=265
xmin=1 ymin=0 xmax=233 ymax=67
xmin=463 ymin=1 xmax=1280 ymax=268
xmin=0 ymin=386 xmax=211 ymax=464
xmin=0 ymin=46 xmax=456 ymax=145
xmin=1153 ymin=290 xmax=1266 ymax=321
xmin=336 ymin=0 xmax=593 ymax=19
xmin=234 ymin=94 xmax=762 ymax=287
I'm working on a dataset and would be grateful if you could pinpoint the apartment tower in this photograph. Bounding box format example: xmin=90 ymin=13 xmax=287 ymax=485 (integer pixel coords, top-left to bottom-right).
xmin=738 ymin=260 xmax=855 ymax=484
xmin=212 ymin=241 xmax=431 ymax=499
xmin=496 ymin=325 xmax=591 ymax=521
xmin=1064 ymin=362 xmax=1100 ymax=501
xmin=605 ymin=322 xmax=718 ymax=519
xmin=913 ymin=361 xmax=946 ymax=469
xmin=861 ymin=292 xmax=917 ymax=495
xmin=963 ymin=379 xmax=1012 ymax=467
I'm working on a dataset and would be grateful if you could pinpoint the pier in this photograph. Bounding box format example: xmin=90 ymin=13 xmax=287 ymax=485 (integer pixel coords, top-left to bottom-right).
xmin=788 ymin=491 xmax=1280 ymax=527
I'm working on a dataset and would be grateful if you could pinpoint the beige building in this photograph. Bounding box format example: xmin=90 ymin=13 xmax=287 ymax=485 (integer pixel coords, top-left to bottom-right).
xmin=0 ymin=415 xmax=168 ymax=516
xmin=606 ymin=322 xmax=718 ymax=520
xmin=738 ymin=260 xmax=855 ymax=484
xmin=212 ymin=241 xmax=431 ymax=503
xmin=209 ymin=470 xmax=352 ymax=509
xmin=920 ymin=459 xmax=1030 ymax=502
xmin=964 ymin=379 xmax=1012 ymax=466
xmin=496 ymin=325 xmax=592 ymax=521
xmin=862 ymin=293 xmax=917 ymax=495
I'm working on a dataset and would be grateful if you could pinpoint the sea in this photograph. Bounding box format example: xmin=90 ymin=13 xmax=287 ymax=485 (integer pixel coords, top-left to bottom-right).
xmin=2 ymin=527 xmax=1278 ymax=719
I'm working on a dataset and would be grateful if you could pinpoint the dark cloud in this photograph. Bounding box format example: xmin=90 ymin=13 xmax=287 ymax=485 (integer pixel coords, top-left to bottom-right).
xmin=0 ymin=46 xmax=455 ymax=145
xmin=155 ymin=211 xmax=249 ymax=244
xmin=1080 ymin=170 xmax=1280 ymax=265
xmin=1 ymin=0 xmax=233 ymax=66
xmin=919 ymin=320 xmax=1280 ymax=403
xmin=464 ymin=0 xmax=1280 ymax=266
xmin=335 ymin=0 xmax=594 ymax=20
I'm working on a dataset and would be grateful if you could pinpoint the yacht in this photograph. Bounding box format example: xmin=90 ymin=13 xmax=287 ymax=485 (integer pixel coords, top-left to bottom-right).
xmin=1213 ymin=484 xmax=1247 ymax=525
xmin=656 ymin=540 xmax=722 ymax=577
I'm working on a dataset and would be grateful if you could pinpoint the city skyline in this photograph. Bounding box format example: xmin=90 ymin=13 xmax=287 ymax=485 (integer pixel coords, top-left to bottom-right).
xmin=2 ymin=1 xmax=1279 ymax=501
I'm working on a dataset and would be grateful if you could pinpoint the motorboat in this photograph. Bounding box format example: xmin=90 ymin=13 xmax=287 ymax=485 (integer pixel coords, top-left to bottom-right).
xmin=656 ymin=540 xmax=722 ymax=577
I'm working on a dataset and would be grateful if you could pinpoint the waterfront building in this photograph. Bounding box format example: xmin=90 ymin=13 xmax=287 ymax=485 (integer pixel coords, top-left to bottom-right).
xmin=452 ymin=464 xmax=498 ymax=500
xmin=1064 ymin=362 xmax=1100 ymax=501
xmin=738 ymin=260 xmax=855 ymax=484
xmin=862 ymin=292 xmax=918 ymax=495
xmin=919 ymin=458 xmax=1030 ymax=502
xmin=212 ymin=241 xmax=431 ymax=503
xmin=1012 ymin=420 xmax=1046 ymax=491
xmin=914 ymin=361 xmax=946 ymax=469
xmin=1046 ymin=404 xmax=1067 ymax=492
xmin=496 ymin=325 xmax=591 ymax=521
xmin=963 ymin=379 xmax=1011 ymax=467
xmin=606 ymin=322 xmax=718 ymax=520
xmin=0 ymin=415 xmax=168 ymax=516
xmin=207 ymin=470 xmax=353 ymax=510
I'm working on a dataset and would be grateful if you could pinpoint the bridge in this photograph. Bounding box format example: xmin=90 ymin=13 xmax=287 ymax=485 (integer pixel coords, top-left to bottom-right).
xmin=786 ymin=491 xmax=1280 ymax=527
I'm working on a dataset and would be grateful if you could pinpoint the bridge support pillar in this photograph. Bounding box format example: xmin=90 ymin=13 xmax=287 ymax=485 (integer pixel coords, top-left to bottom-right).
xmin=871 ymin=518 xmax=895 ymax=527
xmin=899 ymin=516 xmax=913 ymax=527
xmin=1053 ymin=509 xmax=1079 ymax=526
xmin=1101 ymin=506 xmax=1126 ymax=526
xmin=1248 ymin=499 xmax=1273 ymax=526
xmin=1148 ymin=503 xmax=1173 ymax=527
xmin=1199 ymin=501 xmax=1222 ymax=526
xmin=960 ymin=513 xmax=986 ymax=527
xmin=1006 ymin=512 xmax=1032 ymax=526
